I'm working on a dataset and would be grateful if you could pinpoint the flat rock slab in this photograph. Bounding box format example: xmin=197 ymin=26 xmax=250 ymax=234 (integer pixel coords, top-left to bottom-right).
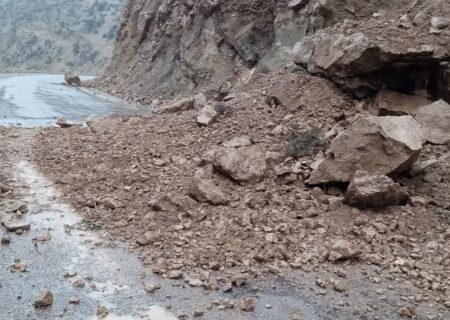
xmin=414 ymin=100 xmax=450 ymax=145
xmin=3 ymin=220 xmax=31 ymax=232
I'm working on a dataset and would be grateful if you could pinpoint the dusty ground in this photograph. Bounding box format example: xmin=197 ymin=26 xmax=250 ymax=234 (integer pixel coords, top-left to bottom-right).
xmin=31 ymin=69 xmax=450 ymax=319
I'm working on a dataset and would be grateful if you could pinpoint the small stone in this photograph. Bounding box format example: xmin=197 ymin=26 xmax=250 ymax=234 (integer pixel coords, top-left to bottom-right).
xmin=231 ymin=274 xmax=247 ymax=287
xmin=168 ymin=270 xmax=183 ymax=279
xmin=33 ymin=291 xmax=53 ymax=308
xmin=3 ymin=221 xmax=30 ymax=232
xmin=431 ymin=17 xmax=449 ymax=29
xmin=193 ymin=309 xmax=206 ymax=317
xmin=144 ymin=282 xmax=161 ymax=293
xmin=72 ymin=277 xmax=85 ymax=288
xmin=97 ymin=305 xmax=109 ymax=318
xmin=188 ymin=178 xmax=229 ymax=205
xmin=197 ymin=105 xmax=219 ymax=126
xmin=68 ymin=297 xmax=80 ymax=304
xmin=223 ymin=136 xmax=252 ymax=148
xmin=265 ymin=304 xmax=272 ymax=309
xmin=239 ymin=297 xmax=255 ymax=312
xmin=1 ymin=235 xmax=11 ymax=244
xmin=334 ymin=281 xmax=347 ymax=292
xmin=103 ymin=198 xmax=120 ymax=210
xmin=11 ymin=262 xmax=27 ymax=272
xmin=398 ymin=306 xmax=414 ymax=317
xmin=64 ymin=271 xmax=77 ymax=278
xmin=288 ymin=0 xmax=308 ymax=10
xmin=409 ymin=196 xmax=427 ymax=207
xmin=223 ymin=282 xmax=233 ymax=292
xmin=187 ymin=278 xmax=204 ymax=287
xmin=328 ymin=239 xmax=361 ymax=262
xmin=35 ymin=230 xmax=51 ymax=242
xmin=335 ymin=268 xmax=347 ymax=278
xmin=265 ymin=233 xmax=278 ymax=243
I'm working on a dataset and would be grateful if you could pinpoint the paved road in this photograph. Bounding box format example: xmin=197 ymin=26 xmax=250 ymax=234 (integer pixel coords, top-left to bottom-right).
xmin=0 ymin=74 xmax=143 ymax=127
xmin=0 ymin=80 xmax=320 ymax=320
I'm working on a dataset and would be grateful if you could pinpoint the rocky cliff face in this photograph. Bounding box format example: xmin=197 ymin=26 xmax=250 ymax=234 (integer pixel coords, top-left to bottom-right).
xmin=95 ymin=0 xmax=450 ymax=103
xmin=0 ymin=0 xmax=124 ymax=74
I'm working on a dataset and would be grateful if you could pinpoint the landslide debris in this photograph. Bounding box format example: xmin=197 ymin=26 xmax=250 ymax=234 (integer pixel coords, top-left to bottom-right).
xmin=33 ymin=69 xmax=450 ymax=316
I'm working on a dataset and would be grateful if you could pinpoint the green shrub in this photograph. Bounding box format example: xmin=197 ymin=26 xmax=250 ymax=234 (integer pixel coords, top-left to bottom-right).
xmin=286 ymin=126 xmax=328 ymax=159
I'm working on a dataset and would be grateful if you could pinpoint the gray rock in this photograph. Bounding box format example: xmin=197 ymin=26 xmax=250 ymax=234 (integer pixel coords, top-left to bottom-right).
xmin=188 ymin=178 xmax=229 ymax=205
xmin=214 ymin=145 xmax=267 ymax=184
xmin=414 ymin=100 xmax=450 ymax=145
xmin=345 ymin=171 xmax=409 ymax=208
xmin=197 ymin=105 xmax=219 ymax=126
xmin=288 ymin=0 xmax=309 ymax=10
xmin=431 ymin=17 xmax=450 ymax=30
xmin=3 ymin=220 xmax=31 ymax=232
xmin=222 ymin=136 xmax=252 ymax=148
xmin=157 ymin=97 xmax=194 ymax=114
xmin=329 ymin=239 xmax=361 ymax=262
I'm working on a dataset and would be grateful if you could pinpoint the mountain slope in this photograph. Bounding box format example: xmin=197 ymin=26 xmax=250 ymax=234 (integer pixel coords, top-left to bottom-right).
xmin=0 ymin=0 xmax=124 ymax=75
xmin=94 ymin=0 xmax=450 ymax=103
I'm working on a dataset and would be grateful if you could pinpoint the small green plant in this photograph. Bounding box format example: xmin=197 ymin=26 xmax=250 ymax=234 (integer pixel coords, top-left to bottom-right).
xmin=286 ymin=126 xmax=328 ymax=159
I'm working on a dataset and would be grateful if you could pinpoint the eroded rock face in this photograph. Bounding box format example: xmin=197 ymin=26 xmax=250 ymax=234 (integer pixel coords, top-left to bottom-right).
xmin=309 ymin=115 xmax=424 ymax=184
xmin=293 ymin=30 xmax=450 ymax=97
xmin=95 ymin=0 xmax=390 ymax=100
xmin=345 ymin=171 xmax=409 ymax=208
xmin=414 ymin=100 xmax=450 ymax=144
xmin=214 ymin=145 xmax=267 ymax=184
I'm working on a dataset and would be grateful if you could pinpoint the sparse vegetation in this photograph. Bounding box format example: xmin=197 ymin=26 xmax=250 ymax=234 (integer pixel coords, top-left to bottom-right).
xmin=285 ymin=125 xmax=328 ymax=159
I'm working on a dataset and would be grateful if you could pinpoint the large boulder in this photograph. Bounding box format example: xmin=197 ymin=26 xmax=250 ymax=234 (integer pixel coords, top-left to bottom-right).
xmin=64 ymin=72 xmax=81 ymax=86
xmin=293 ymin=31 xmax=450 ymax=97
xmin=309 ymin=115 xmax=425 ymax=184
xmin=214 ymin=145 xmax=267 ymax=184
xmin=345 ymin=171 xmax=409 ymax=208
xmin=414 ymin=100 xmax=450 ymax=144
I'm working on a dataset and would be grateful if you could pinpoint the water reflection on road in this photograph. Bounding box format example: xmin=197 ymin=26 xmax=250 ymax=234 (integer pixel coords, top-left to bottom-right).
xmin=0 ymin=74 xmax=143 ymax=127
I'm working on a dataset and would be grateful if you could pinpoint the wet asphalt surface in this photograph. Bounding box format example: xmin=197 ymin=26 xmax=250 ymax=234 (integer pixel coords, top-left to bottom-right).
xmin=0 ymin=74 xmax=144 ymax=127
